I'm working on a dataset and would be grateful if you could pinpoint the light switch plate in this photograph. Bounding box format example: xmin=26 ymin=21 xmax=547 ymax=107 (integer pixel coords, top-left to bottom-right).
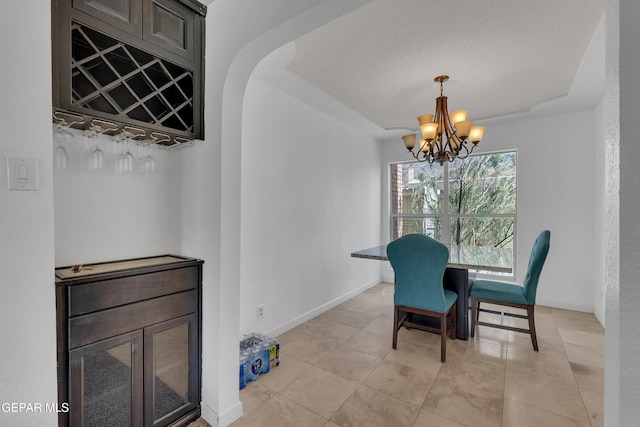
xmin=7 ymin=156 xmax=39 ymax=191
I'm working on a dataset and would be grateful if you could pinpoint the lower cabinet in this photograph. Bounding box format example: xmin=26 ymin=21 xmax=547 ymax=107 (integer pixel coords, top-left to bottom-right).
xmin=69 ymin=330 xmax=144 ymax=426
xmin=56 ymin=255 xmax=203 ymax=427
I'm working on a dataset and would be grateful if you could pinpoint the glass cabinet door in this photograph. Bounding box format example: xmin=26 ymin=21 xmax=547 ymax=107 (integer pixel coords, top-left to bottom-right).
xmin=69 ymin=330 xmax=143 ymax=426
xmin=144 ymin=314 xmax=199 ymax=427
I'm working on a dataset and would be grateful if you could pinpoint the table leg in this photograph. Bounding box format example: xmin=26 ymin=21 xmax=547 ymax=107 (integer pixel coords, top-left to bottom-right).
xmin=443 ymin=267 xmax=469 ymax=340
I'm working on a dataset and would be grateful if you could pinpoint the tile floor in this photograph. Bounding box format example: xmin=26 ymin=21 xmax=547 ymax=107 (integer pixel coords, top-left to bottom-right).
xmin=226 ymin=282 xmax=604 ymax=427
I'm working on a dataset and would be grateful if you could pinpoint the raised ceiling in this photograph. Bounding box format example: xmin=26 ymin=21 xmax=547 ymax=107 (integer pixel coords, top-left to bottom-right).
xmin=282 ymin=0 xmax=604 ymax=136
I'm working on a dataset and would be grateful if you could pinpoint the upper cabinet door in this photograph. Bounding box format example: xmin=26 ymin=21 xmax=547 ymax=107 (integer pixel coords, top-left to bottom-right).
xmin=143 ymin=0 xmax=195 ymax=60
xmin=73 ymin=0 xmax=143 ymax=36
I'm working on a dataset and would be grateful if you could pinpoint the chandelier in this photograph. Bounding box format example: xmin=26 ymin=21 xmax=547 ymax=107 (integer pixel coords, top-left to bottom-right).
xmin=401 ymin=75 xmax=485 ymax=164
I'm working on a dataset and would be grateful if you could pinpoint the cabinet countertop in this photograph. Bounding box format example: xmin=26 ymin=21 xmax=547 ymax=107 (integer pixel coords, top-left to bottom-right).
xmin=55 ymin=255 xmax=202 ymax=282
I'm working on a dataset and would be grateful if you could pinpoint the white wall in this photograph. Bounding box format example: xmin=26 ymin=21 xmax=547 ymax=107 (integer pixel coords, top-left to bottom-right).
xmin=239 ymin=76 xmax=382 ymax=336
xmin=0 ymin=1 xmax=58 ymax=425
xmin=54 ymin=137 xmax=183 ymax=266
xmin=593 ymin=95 xmax=607 ymax=325
xmin=381 ymin=109 xmax=599 ymax=313
xmin=178 ymin=1 xmax=374 ymax=424
xmin=605 ymin=0 xmax=640 ymax=424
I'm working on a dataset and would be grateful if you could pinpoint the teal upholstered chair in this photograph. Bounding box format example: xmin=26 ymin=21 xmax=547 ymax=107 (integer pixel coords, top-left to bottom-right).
xmin=470 ymin=230 xmax=551 ymax=351
xmin=387 ymin=234 xmax=457 ymax=362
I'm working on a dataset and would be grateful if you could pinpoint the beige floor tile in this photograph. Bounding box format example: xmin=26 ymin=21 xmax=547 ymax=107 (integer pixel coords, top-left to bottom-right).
xmin=552 ymin=314 xmax=604 ymax=334
xmin=322 ymin=307 xmax=377 ymax=329
xmin=342 ymin=329 xmax=393 ymax=359
xmin=304 ymin=318 xmax=361 ymax=343
xmin=399 ymin=327 xmax=442 ymax=349
xmin=570 ymin=361 xmax=604 ymax=393
xmin=276 ymin=324 xmax=310 ymax=347
xmin=335 ymin=298 xmax=366 ymax=313
xmin=412 ymin=408 xmax=465 ymax=427
xmin=580 ymin=388 xmax=604 ymax=427
xmin=532 ymin=314 xmax=563 ymax=340
xmin=464 ymin=337 xmax=508 ymax=366
xmin=508 ymin=332 xmax=567 ymax=359
xmin=315 ymin=344 xmax=382 ymax=383
xmin=504 ymin=368 xmax=590 ymax=424
xmin=362 ymin=359 xmax=437 ymax=407
xmin=230 ymin=282 xmax=604 ymax=427
xmin=564 ymin=342 xmax=604 ymax=367
xmin=445 ymin=335 xmax=470 ymax=358
xmin=551 ymin=307 xmax=601 ymax=322
xmin=506 ymin=345 xmax=576 ymax=386
xmin=331 ymin=385 xmax=420 ymax=427
xmin=280 ymin=366 xmax=358 ymax=419
xmin=230 ymin=394 xmax=327 ymax=427
xmin=470 ymin=318 xmax=510 ymax=345
xmin=355 ymin=298 xmax=395 ymax=319
xmin=502 ymin=399 xmax=590 ymax=427
xmin=361 ymin=282 xmax=394 ymax=297
xmin=238 ymin=381 xmax=277 ymax=415
xmin=558 ymin=328 xmax=605 ymax=350
xmin=257 ymin=353 xmax=312 ymax=392
xmin=422 ymin=355 xmax=504 ymax=427
xmin=384 ymin=339 xmax=444 ymax=374
xmin=280 ymin=333 xmax=342 ymax=364
xmin=363 ymin=316 xmax=395 ymax=337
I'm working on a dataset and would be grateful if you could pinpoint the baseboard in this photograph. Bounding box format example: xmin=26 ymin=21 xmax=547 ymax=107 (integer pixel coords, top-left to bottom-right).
xmin=265 ymin=279 xmax=380 ymax=338
xmin=200 ymin=400 xmax=243 ymax=427
xmin=218 ymin=402 xmax=243 ymax=427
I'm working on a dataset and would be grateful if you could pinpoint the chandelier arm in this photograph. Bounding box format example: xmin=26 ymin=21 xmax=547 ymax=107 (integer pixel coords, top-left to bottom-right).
xmin=453 ymin=141 xmax=476 ymax=162
xmin=403 ymin=75 xmax=481 ymax=164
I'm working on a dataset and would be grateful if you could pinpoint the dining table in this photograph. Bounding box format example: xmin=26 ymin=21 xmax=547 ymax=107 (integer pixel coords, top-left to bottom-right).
xmin=351 ymin=243 xmax=512 ymax=339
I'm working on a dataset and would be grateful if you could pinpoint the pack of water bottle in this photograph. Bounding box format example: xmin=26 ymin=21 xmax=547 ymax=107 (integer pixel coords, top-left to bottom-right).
xmin=239 ymin=332 xmax=280 ymax=389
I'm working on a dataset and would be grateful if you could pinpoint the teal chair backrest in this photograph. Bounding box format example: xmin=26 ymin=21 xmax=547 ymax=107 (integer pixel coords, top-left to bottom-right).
xmin=522 ymin=230 xmax=551 ymax=304
xmin=386 ymin=234 xmax=450 ymax=312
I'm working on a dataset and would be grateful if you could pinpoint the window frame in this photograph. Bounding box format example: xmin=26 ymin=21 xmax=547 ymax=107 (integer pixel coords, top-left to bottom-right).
xmin=389 ymin=149 xmax=518 ymax=279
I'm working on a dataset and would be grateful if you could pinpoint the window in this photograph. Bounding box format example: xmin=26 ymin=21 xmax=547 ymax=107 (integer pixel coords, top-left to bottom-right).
xmin=390 ymin=151 xmax=516 ymax=275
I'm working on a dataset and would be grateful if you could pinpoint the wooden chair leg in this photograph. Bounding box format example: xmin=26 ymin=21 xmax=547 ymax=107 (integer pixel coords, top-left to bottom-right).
xmin=470 ymin=297 xmax=477 ymax=338
xmin=440 ymin=312 xmax=447 ymax=362
xmin=527 ymin=305 xmax=539 ymax=351
xmin=392 ymin=305 xmax=399 ymax=349
xmin=450 ymin=303 xmax=456 ymax=340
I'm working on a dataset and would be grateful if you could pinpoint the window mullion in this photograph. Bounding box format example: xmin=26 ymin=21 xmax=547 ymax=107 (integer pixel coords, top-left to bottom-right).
xmin=442 ymin=162 xmax=450 ymax=245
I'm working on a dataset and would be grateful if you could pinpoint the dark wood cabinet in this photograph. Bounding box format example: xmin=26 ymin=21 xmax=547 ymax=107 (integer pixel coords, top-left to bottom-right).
xmin=52 ymin=0 xmax=206 ymax=146
xmin=143 ymin=0 xmax=197 ymax=60
xmin=72 ymin=0 xmax=143 ymax=37
xmin=56 ymin=255 xmax=204 ymax=427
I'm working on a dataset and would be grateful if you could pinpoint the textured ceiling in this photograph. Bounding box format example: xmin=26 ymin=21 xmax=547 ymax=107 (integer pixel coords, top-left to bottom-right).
xmin=285 ymin=0 xmax=605 ymax=132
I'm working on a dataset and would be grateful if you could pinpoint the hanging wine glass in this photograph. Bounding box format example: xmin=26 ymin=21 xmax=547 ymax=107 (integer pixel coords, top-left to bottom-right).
xmin=53 ymin=124 xmax=71 ymax=171
xmin=122 ymin=138 xmax=135 ymax=174
xmin=82 ymin=120 xmax=118 ymax=172
xmin=112 ymin=134 xmax=125 ymax=175
xmin=113 ymin=134 xmax=136 ymax=175
xmin=52 ymin=112 xmax=84 ymax=171
xmin=83 ymin=129 xmax=104 ymax=172
xmin=137 ymin=143 xmax=157 ymax=174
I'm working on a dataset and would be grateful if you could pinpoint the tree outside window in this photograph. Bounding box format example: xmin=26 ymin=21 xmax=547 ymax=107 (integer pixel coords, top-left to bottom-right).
xmin=390 ymin=151 xmax=516 ymax=274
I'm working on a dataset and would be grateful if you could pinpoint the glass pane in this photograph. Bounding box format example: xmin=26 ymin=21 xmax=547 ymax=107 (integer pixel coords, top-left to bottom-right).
xmin=449 ymin=216 xmax=514 ymax=270
xmin=394 ymin=217 xmax=442 ymax=240
xmin=83 ymin=342 xmax=132 ymax=427
xmin=396 ymin=162 xmax=444 ymax=214
xmin=153 ymin=323 xmax=189 ymax=420
xmin=448 ymin=152 xmax=517 ymax=215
